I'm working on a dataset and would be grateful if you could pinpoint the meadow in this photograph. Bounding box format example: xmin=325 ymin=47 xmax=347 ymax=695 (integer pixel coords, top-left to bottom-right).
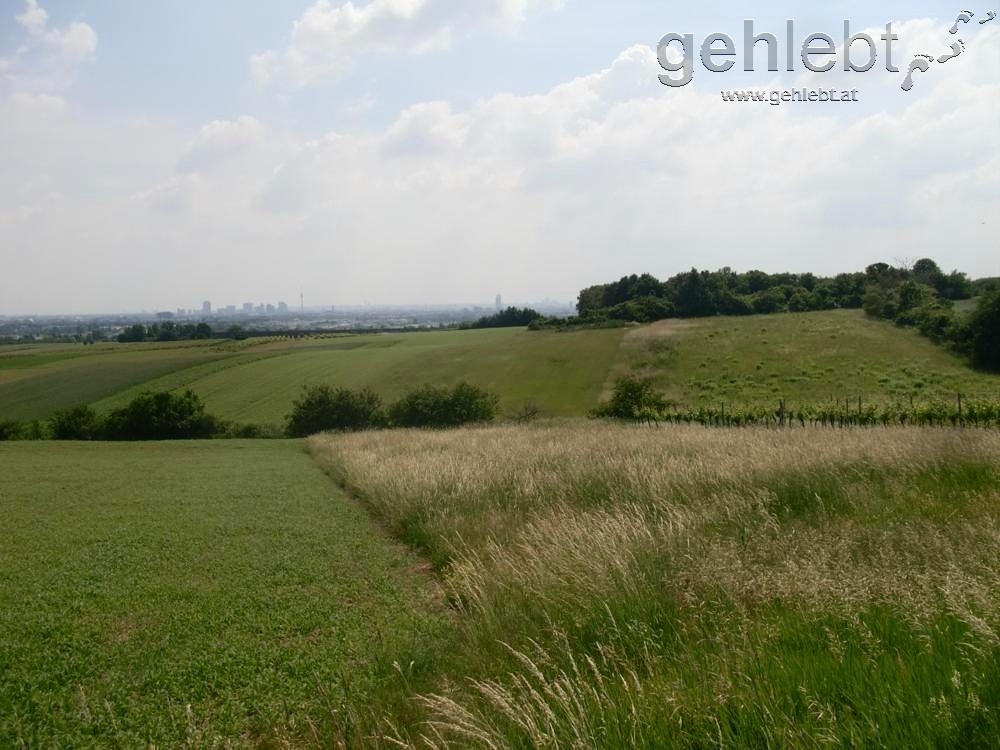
xmin=1 ymin=328 xmax=624 ymax=426
xmin=2 ymin=311 xmax=995 ymax=428
xmin=0 ymin=341 xmax=229 ymax=421
xmin=0 ymin=440 xmax=447 ymax=747
xmin=3 ymin=311 xmax=999 ymax=746
xmin=313 ymin=423 xmax=1000 ymax=748
xmin=618 ymin=310 xmax=1000 ymax=409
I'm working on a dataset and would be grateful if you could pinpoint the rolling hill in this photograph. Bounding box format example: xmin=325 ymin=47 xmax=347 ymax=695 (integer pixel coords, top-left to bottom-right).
xmin=1 ymin=310 xmax=996 ymax=426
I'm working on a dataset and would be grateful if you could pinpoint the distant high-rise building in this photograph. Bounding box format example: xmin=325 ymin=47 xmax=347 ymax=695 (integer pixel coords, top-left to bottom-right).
xmin=242 ymin=302 xmax=254 ymax=314
xmin=277 ymin=301 xmax=289 ymax=314
xmin=202 ymin=300 xmax=212 ymax=316
xmin=266 ymin=303 xmax=276 ymax=314
xmin=495 ymin=294 xmax=503 ymax=311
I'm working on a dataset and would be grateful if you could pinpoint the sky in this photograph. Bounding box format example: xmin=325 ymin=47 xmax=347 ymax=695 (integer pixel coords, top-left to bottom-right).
xmin=0 ymin=0 xmax=997 ymax=314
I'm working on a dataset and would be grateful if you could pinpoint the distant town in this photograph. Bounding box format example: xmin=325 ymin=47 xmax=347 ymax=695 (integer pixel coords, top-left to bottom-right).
xmin=0 ymin=296 xmax=575 ymax=344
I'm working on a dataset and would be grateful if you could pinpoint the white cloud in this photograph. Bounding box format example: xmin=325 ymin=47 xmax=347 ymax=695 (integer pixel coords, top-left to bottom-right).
xmin=1 ymin=0 xmax=98 ymax=96
xmin=44 ymin=21 xmax=98 ymax=63
xmin=15 ymin=0 xmax=47 ymax=35
xmin=252 ymin=0 xmax=565 ymax=88
xmin=1 ymin=22 xmax=997 ymax=314
xmin=176 ymin=116 xmax=266 ymax=174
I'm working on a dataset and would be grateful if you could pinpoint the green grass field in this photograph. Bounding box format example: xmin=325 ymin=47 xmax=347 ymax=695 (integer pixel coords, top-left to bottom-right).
xmin=0 ymin=341 xmax=230 ymax=421
xmin=618 ymin=310 xmax=999 ymax=408
xmin=144 ymin=328 xmax=623 ymax=424
xmin=2 ymin=311 xmax=997 ymax=426
xmin=2 ymin=308 xmax=999 ymax=746
xmin=0 ymin=440 xmax=446 ymax=747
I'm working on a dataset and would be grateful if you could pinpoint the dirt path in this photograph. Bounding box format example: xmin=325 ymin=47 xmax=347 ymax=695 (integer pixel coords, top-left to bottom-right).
xmin=600 ymin=319 xmax=697 ymax=400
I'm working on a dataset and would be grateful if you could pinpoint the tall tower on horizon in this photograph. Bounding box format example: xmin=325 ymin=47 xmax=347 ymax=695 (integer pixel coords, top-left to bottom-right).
xmin=495 ymin=293 xmax=503 ymax=311
xmin=300 ymin=291 xmax=304 ymax=315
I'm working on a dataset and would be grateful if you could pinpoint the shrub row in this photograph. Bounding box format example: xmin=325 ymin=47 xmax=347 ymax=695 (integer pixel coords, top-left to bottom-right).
xmin=51 ymin=390 xmax=217 ymax=440
xmin=285 ymin=382 xmax=499 ymax=436
xmin=0 ymin=391 xmax=285 ymax=442
xmin=0 ymin=382 xmax=501 ymax=442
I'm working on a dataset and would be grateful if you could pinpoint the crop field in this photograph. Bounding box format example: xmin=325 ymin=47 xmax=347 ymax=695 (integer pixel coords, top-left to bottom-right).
xmin=2 ymin=311 xmax=997 ymax=427
xmin=0 ymin=341 xmax=229 ymax=421
xmin=0 ymin=440 xmax=446 ymax=747
xmin=313 ymin=422 xmax=1000 ymax=748
xmin=617 ymin=310 xmax=1000 ymax=409
xmin=1 ymin=327 xmax=624 ymax=425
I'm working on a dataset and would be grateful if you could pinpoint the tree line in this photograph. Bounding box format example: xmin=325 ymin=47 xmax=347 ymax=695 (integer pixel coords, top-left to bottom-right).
xmin=117 ymin=322 xmax=214 ymax=343
xmin=572 ymin=260 xmax=974 ymax=324
xmin=0 ymin=382 xmax=501 ymax=442
xmin=460 ymin=307 xmax=542 ymax=329
xmin=552 ymin=259 xmax=996 ymax=371
xmin=861 ymin=260 xmax=1000 ymax=371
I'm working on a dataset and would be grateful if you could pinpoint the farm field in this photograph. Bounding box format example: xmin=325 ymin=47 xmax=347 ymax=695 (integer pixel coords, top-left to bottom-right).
xmin=0 ymin=440 xmax=447 ymax=747
xmin=617 ymin=310 xmax=1000 ymax=409
xmin=142 ymin=328 xmax=623 ymax=424
xmin=1 ymin=327 xmax=625 ymax=425
xmin=313 ymin=422 xmax=1000 ymax=748
xmin=1 ymin=311 xmax=997 ymax=426
xmin=0 ymin=341 xmax=229 ymax=421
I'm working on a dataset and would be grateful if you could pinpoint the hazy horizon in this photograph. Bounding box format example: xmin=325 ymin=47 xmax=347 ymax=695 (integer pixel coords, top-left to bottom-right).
xmin=2 ymin=0 xmax=998 ymax=315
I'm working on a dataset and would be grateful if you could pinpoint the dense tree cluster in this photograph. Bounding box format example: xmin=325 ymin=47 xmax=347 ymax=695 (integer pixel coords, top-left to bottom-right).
xmin=462 ymin=307 xmax=542 ymax=329
xmin=117 ymin=322 xmax=214 ymax=343
xmin=951 ymin=293 xmax=1000 ymax=371
xmin=575 ymin=261 xmax=973 ymax=324
xmin=861 ymin=260 xmax=997 ymax=370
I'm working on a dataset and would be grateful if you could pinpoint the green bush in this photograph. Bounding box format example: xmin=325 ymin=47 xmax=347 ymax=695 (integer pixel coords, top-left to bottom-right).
xmin=388 ymin=382 xmax=498 ymax=428
xmin=0 ymin=419 xmax=21 ymax=441
xmin=103 ymin=390 xmax=217 ymax=441
xmin=286 ymin=385 xmax=385 ymax=437
xmin=49 ymin=405 xmax=100 ymax=440
xmin=592 ymin=376 xmax=668 ymax=422
xmin=954 ymin=292 xmax=1000 ymax=371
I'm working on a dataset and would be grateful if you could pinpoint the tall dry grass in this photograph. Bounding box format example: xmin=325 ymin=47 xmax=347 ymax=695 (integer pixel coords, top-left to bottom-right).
xmin=310 ymin=423 xmax=1000 ymax=748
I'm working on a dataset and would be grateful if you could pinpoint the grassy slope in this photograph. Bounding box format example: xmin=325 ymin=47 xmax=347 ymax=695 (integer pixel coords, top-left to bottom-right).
xmin=0 ymin=341 xmax=231 ymax=421
xmin=314 ymin=424 xmax=1000 ymax=748
xmin=4 ymin=310 xmax=997 ymax=426
xmin=616 ymin=310 xmax=999 ymax=408
xmin=0 ymin=440 xmax=446 ymax=747
xmin=94 ymin=328 xmax=625 ymax=425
